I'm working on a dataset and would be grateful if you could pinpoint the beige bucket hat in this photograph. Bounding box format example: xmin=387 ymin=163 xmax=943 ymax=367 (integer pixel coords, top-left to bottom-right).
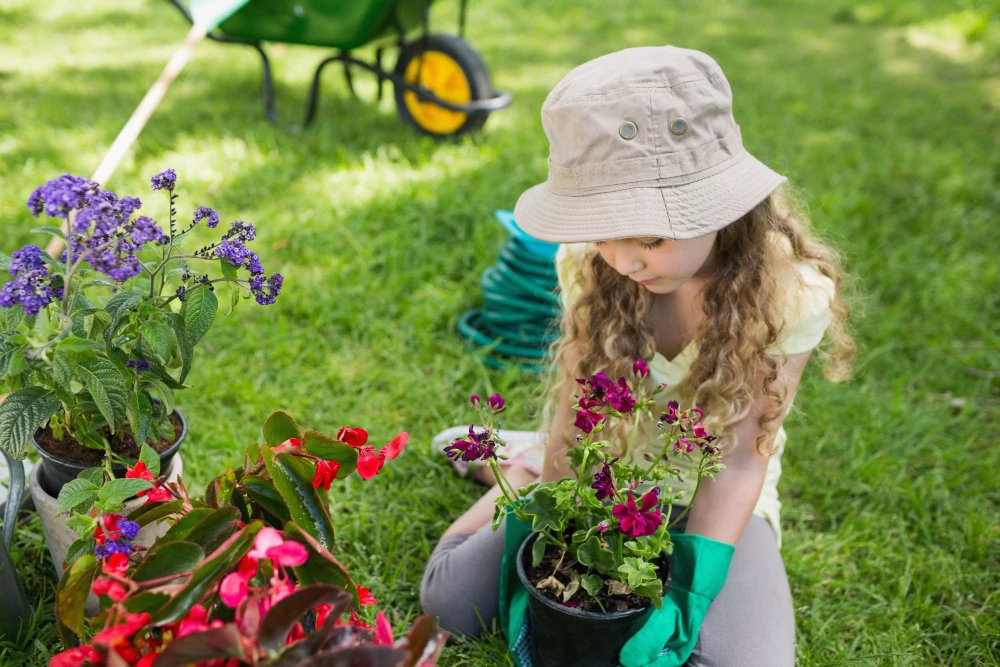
xmin=514 ymin=46 xmax=786 ymax=243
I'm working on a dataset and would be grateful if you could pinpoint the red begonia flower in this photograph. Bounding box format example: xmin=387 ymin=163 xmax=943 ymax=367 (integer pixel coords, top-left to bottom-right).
xmin=92 ymin=612 xmax=150 ymax=647
xmin=337 ymin=427 xmax=368 ymax=448
xmin=102 ymin=552 xmax=129 ymax=575
xmin=375 ymin=612 xmax=394 ymax=645
xmin=357 ymin=586 xmax=377 ymax=606
xmin=220 ymin=572 xmax=249 ymax=608
xmin=312 ymin=458 xmax=339 ymax=491
xmin=125 ymin=461 xmax=155 ymax=482
xmin=50 ymin=645 xmax=102 ymax=667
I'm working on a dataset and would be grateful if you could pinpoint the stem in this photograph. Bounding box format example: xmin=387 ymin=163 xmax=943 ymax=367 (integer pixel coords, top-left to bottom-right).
xmin=573 ymin=447 xmax=590 ymax=503
xmin=489 ymin=459 xmax=528 ymax=522
xmin=639 ymin=432 xmax=676 ymax=483
xmin=666 ymin=460 xmax=705 ymax=531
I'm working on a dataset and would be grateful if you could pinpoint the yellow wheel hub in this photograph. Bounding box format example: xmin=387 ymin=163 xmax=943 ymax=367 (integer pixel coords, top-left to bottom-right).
xmin=403 ymin=51 xmax=471 ymax=135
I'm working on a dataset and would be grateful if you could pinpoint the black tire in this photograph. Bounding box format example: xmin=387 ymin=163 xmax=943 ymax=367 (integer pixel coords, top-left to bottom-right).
xmin=393 ymin=33 xmax=494 ymax=137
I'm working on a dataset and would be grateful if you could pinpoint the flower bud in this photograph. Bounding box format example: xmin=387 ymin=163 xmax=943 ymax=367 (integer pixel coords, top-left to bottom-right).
xmin=597 ymin=522 xmax=609 ymax=533
xmin=488 ymin=393 xmax=506 ymax=413
xmin=633 ymin=358 xmax=649 ymax=378
xmin=470 ymin=394 xmax=481 ymax=408
xmin=643 ymin=452 xmax=655 ymax=461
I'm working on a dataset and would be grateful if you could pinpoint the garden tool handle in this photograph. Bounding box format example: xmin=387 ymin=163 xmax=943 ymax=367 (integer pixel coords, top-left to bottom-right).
xmin=45 ymin=23 xmax=208 ymax=259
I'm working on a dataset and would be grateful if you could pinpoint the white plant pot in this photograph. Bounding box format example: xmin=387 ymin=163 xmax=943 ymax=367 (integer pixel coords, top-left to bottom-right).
xmin=29 ymin=453 xmax=185 ymax=579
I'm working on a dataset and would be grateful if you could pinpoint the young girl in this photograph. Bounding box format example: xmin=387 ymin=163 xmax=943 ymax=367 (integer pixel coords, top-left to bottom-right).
xmin=421 ymin=46 xmax=855 ymax=666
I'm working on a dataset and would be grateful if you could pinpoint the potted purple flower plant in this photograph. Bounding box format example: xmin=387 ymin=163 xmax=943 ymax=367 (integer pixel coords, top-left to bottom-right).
xmin=0 ymin=169 xmax=284 ymax=575
xmin=446 ymin=362 xmax=724 ymax=666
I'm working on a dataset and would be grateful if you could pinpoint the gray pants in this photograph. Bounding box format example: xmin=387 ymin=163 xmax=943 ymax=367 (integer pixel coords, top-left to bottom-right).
xmin=420 ymin=508 xmax=796 ymax=666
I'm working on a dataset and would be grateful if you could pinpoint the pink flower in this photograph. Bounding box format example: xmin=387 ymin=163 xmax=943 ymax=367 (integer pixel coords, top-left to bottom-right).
xmin=375 ymin=612 xmax=393 ymax=645
xmin=248 ymin=527 xmax=309 ymax=566
xmin=692 ymin=423 xmax=709 ymax=439
xmin=220 ymin=572 xmax=249 ymax=608
xmin=612 ymin=489 xmax=663 ymax=538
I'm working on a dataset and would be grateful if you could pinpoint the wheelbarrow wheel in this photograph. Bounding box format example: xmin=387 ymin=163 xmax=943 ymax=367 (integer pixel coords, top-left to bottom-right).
xmin=394 ymin=34 xmax=493 ymax=137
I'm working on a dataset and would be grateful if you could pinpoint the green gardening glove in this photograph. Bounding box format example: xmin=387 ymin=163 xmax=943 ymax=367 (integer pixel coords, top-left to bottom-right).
xmin=497 ymin=508 xmax=534 ymax=663
xmin=619 ymin=532 xmax=735 ymax=667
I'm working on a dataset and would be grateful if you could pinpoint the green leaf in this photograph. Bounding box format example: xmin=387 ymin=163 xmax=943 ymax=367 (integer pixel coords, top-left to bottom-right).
xmin=0 ymin=252 xmax=10 ymax=271
xmin=205 ymin=469 xmax=236 ymax=508
xmin=57 ymin=334 xmax=102 ymax=359
xmin=30 ymin=225 xmax=66 ymax=239
xmin=65 ymin=513 xmax=96 ymax=538
xmin=241 ymin=475 xmax=293 ymax=524
xmin=0 ymin=339 xmax=27 ymax=379
xmin=160 ymin=507 xmax=240 ymax=554
xmin=64 ymin=537 xmax=96 ymax=566
xmin=103 ymin=289 xmax=145 ymax=343
xmin=220 ymin=259 xmax=239 ymax=281
xmin=98 ymin=477 xmax=153 ymax=509
xmin=531 ymin=535 xmax=547 ymax=567
xmin=144 ymin=376 xmax=176 ymax=415
xmin=132 ymin=540 xmax=205 ymax=582
xmin=576 ymin=536 xmax=617 ymax=572
xmin=139 ymin=442 xmax=160 ymax=476
xmin=77 ymin=467 xmax=105 ymax=486
xmin=283 ymin=522 xmax=357 ymax=602
xmin=634 ymin=580 xmax=664 ymax=607
xmin=70 ymin=356 xmax=128 ymax=430
xmin=0 ymin=386 xmax=60 ymax=458
xmin=264 ymin=449 xmax=335 ymax=550
xmin=55 ymin=554 xmax=99 ymax=645
xmin=262 ymin=411 xmax=301 ymax=447
xmin=522 ymin=489 xmax=567 ymax=534
xmin=226 ymin=283 xmax=240 ymax=316
xmin=181 ymin=286 xmax=217 ymax=346
xmin=0 ymin=304 xmax=24 ymax=332
xmin=57 ymin=477 xmax=101 ymax=513
xmin=128 ymin=394 xmax=154 ymax=449
xmin=302 ymin=429 xmax=357 ymax=478
xmin=165 ymin=313 xmax=192 ymax=383
xmin=580 ymin=574 xmax=604 ymax=598
xmin=618 ymin=557 xmax=658 ymax=588
xmin=152 ymin=523 xmax=262 ymax=624
xmin=139 ymin=320 xmax=174 ymax=363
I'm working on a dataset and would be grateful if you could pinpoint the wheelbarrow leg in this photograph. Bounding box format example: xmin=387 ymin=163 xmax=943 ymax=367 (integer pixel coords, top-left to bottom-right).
xmin=249 ymin=42 xmax=277 ymax=124
xmin=304 ymin=54 xmax=344 ymax=127
xmin=375 ymin=48 xmax=384 ymax=101
xmin=341 ymin=51 xmax=357 ymax=99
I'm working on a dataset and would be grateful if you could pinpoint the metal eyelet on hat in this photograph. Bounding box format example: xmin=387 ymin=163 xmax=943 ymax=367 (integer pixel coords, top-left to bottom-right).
xmin=619 ymin=121 xmax=638 ymax=140
xmin=670 ymin=118 xmax=688 ymax=136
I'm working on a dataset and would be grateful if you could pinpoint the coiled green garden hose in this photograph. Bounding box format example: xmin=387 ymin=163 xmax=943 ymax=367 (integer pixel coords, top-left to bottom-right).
xmin=457 ymin=211 xmax=561 ymax=372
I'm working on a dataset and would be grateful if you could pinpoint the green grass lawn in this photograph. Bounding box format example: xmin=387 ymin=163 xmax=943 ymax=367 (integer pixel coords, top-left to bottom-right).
xmin=2 ymin=0 xmax=998 ymax=664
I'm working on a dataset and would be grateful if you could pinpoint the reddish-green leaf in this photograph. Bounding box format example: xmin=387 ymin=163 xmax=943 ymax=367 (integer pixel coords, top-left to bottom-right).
xmin=264 ymin=449 xmax=335 ymax=549
xmin=160 ymin=506 xmax=240 ymax=554
xmin=294 ymin=646 xmax=408 ymax=667
xmin=152 ymin=522 xmax=262 ymax=624
xmin=126 ymin=499 xmax=183 ymax=527
xmin=302 ymin=430 xmax=358 ymax=478
xmin=153 ymin=624 xmax=244 ymax=667
xmin=55 ymin=554 xmax=99 ymax=645
xmin=283 ymin=522 xmax=357 ymax=603
xmin=396 ymin=615 xmax=449 ymax=667
xmin=258 ymin=584 xmax=353 ymax=654
xmin=263 ymin=411 xmax=301 ymax=447
xmin=131 ymin=540 xmax=204 ymax=582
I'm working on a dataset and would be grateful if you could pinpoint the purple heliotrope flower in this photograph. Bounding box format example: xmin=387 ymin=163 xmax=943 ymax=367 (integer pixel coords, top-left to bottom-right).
xmin=117 ymin=519 xmax=141 ymax=541
xmin=26 ymin=174 xmax=100 ymax=219
xmin=126 ymin=359 xmax=149 ymax=373
xmin=128 ymin=216 xmax=165 ymax=245
xmin=0 ymin=245 xmax=61 ymax=316
xmin=612 ymin=488 xmax=662 ymax=538
xmin=150 ymin=169 xmax=177 ymax=191
xmin=591 ymin=457 xmax=618 ymax=501
xmin=192 ymin=206 xmax=220 ymax=228
xmin=250 ymin=273 xmax=283 ymax=305
xmin=444 ymin=425 xmax=499 ymax=463
xmin=94 ymin=538 xmax=134 ymax=559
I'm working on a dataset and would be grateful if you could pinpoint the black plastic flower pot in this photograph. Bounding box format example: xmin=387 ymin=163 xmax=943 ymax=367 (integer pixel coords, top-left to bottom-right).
xmin=516 ymin=532 xmax=668 ymax=667
xmin=31 ymin=409 xmax=187 ymax=498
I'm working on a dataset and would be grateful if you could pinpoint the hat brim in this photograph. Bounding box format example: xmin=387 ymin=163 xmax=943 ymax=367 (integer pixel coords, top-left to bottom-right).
xmin=513 ymin=150 xmax=787 ymax=243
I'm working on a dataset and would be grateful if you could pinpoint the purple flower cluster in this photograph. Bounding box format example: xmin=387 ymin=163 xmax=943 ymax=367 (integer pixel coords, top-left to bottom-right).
xmin=216 ymin=221 xmax=264 ymax=275
xmin=0 ymin=245 xmax=61 ymax=316
xmin=129 ymin=216 xmax=166 ymax=246
xmin=26 ymin=174 xmax=99 ymax=219
xmin=249 ymin=273 xmax=283 ymax=305
xmin=591 ymin=457 xmax=619 ymax=501
xmin=94 ymin=538 xmax=134 ymax=559
xmin=573 ymin=372 xmax=636 ymax=433
xmin=444 ymin=425 xmax=499 ymax=463
xmin=193 ymin=206 xmax=219 ymax=228
xmin=126 ymin=359 xmax=149 ymax=373
xmin=117 ymin=518 xmax=140 ymax=540
xmin=150 ymin=169 xmax=177 ymax=192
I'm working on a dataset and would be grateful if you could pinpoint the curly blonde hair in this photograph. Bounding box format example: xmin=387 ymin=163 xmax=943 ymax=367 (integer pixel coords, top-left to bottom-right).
xmin=546 ymin=187 xmax=857 ymax=456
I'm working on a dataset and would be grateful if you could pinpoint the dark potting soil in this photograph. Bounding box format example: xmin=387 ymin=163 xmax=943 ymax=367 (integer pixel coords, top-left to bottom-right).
xmin=35 ymin=412 xmax=182 ymax=467
xmin=527 ymin=541 xmax=670 ymax=614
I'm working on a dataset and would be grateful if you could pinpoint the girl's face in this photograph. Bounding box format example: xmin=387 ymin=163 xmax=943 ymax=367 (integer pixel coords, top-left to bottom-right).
xmin=595 ymin=234 xmax=718 ymax=294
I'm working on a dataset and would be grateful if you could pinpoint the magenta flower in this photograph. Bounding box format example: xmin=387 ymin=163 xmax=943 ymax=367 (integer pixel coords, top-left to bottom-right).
xmin=662 ymin=400 xmax=680 ymax=424
xmin=591 ymin=458 xmax=618 ymax=500
xmin=612 ymin=489 xmax=663 ymax=538
xmin=633 ymin=358 xmax=649 ymax=378
xmin=605 ymin=377 xmax=635 ymax=415
xmin=470 ymin=394 xmax=481 ymax=407
xmin=574 ymin=403 xmax=605 ymax=434
xmin=444 ymin=425 xmax=498 ymax=462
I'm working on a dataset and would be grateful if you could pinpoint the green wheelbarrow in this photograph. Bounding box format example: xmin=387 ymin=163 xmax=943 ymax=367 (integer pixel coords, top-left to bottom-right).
xmin=168 ymin=0 xmax=512 ymax=136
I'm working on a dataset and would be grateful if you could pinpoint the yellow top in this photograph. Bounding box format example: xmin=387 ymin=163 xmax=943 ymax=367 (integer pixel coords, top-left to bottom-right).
xmin=555 ymin=241 xmax=836 ymax=547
